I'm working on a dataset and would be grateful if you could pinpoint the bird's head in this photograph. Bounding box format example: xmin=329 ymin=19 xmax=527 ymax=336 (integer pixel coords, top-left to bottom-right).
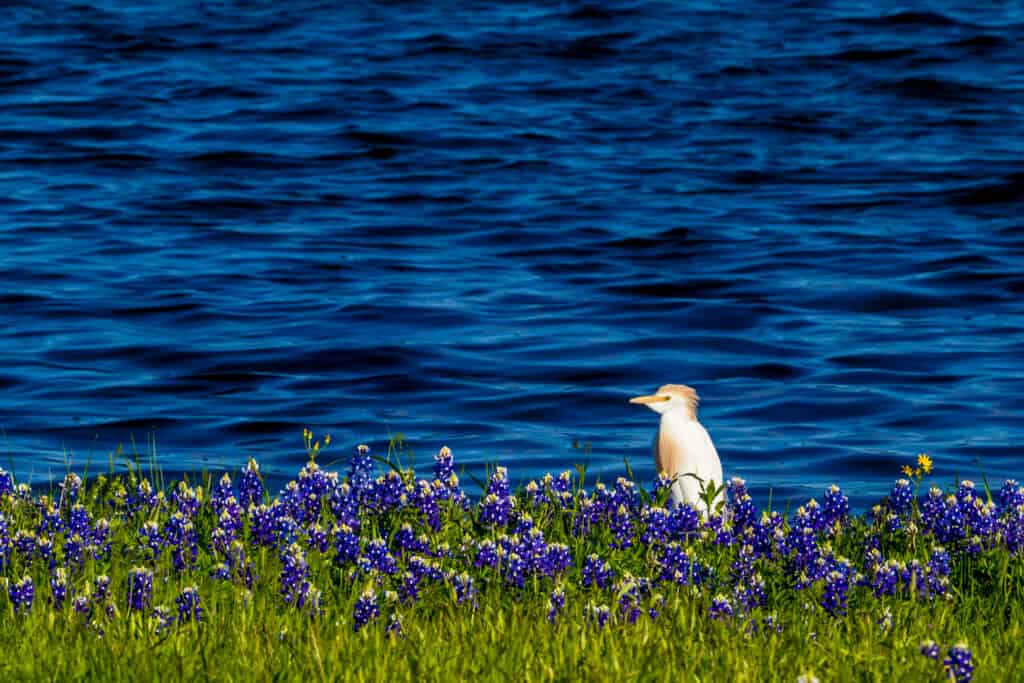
xmin=629 ymin=384 xmax=699 ymax=419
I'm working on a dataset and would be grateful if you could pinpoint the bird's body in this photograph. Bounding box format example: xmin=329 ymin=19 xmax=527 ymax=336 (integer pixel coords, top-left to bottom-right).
xmin=631 ymin=384 xmax=724 ymax=513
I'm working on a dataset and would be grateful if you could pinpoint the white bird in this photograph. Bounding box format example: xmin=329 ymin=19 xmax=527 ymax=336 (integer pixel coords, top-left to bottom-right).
xmin=630 ymin=384 xmax=724 ymax=513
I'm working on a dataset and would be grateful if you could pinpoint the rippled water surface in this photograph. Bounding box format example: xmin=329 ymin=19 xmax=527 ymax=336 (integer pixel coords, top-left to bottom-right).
xmin=2 ymin=1 xmax=1023 ymax=507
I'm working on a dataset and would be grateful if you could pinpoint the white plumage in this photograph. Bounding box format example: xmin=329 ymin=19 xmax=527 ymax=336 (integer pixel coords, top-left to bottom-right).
xmin=630 ymin=384 xmax=724 ymax=513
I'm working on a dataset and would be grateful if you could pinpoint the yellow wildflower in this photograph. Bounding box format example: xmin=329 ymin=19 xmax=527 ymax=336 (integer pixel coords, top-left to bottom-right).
xmin=917 ymin=453 xmax=933 ymax=475
xmin=901 ymin=465 xmax=915 ymax=477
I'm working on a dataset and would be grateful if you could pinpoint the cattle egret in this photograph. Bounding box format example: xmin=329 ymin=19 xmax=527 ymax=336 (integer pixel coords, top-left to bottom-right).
xmin=630 ymin=384 xmax=724 ymax=512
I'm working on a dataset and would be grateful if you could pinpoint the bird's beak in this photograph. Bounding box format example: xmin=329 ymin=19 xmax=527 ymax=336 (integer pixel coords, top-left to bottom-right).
xmin=629 ymin=394 xmax=671 ymax=404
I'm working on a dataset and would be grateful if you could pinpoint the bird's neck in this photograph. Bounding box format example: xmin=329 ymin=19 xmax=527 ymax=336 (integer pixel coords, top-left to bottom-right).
xmin=660 ymin=410 xmax=697 ymax=428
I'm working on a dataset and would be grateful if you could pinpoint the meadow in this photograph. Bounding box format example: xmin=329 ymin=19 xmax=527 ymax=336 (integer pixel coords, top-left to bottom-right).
xmin=0 ymin=435 xmax=1020 ymax=682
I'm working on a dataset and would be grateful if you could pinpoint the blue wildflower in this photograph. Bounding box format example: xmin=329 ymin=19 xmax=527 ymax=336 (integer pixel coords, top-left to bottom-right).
xmin=822 ymin=485 xmax=849 ymax=526
xmin=176 ymin=585 xmax=202 ymax=624
xmin=347 ymin=444 xmax=374 ymax=496
xmin=582 ymin=554 xmax=614 ymax=590
xmin=920 ymin=639 xmax=940 ymax=660
xmin=998 ymin=480 xmax=1024 ymax=510
xmin=50 ymin=568 xmax=69 ymax=609
xmin=353 ymin=588 xmax=380 ymax=632
xmin=334 ymin=524 xmax=361 ymax=566
xmin=821 ymin=570 xmax=849 ymax=616
xmin=8 ymin=576 xmax=34 ymax=614
xmin=127 ymin=567 xmax=154 ymax=613
xmin=888 ymin=479 xmax=914 ymax=516
xmin=239 ymin=458 xmax=264 ymax=508
xmin=280 ymin=543 xmax=311 ymax=606
xmin=710 ymin=594 xmax=733 ymax=620
xmin=547 ymin=588 xmax=566 ymax=623
xmin=944 ymin=642 xmax=974 ymax=682
xmin=586 ymin=603 xmax=611 ymax=629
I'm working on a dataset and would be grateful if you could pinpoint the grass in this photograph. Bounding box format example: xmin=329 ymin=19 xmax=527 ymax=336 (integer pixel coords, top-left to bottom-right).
xmin=0 ymin=440 xmax=1019 ymax=681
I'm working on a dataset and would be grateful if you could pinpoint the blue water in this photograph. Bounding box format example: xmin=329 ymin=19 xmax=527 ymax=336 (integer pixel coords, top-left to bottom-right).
xmin=1 ymin=1 xmax=1023 ymax=508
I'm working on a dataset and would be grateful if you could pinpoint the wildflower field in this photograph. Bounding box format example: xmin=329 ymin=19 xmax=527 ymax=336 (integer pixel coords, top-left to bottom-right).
xmin=1 ymin=438 xmax=1021 ymax=682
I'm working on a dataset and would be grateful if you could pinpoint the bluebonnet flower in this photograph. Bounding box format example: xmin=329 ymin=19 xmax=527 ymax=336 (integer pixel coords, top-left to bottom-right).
xmin=306 ymin=524 xmax=330 ymax=553
xmin=641 ymin=506 xmax=672 ymax=546
xmin=944 ymin=642 xmax=974 ymax=682
xmin=68 ymin=504 xmax=90 ymax=536
xmin=822 ymin=485 xmax=849 ymax=526
xmin=8 ymin=576 xmax=34 ymax=614
xmin=551 ymin=470 xmax=573 ymax=497
xmin=248 ymin=504 xmax=279 ymax=548
xmin=998 ymin=479 xmax=1024 ymax=510
xmin=935 ymin=495 xmax=967 ymax=544
xmin=448 ymin=571 xmax=477 ymax=607
xmin=929 ymin=547 xmax=951 ymax=576
xmin=735 ymin=574 xmax=767 ymax=612
xmin=586 ymin=603 xmax=611 ymax=629
xmin=503 ymin=552 xmax=527 ymax=588
xmin=547 ymin=588 xmax=566 ymax=623
xmin=361 ymin=539 xmax=398 ymax=574
xmin=40 ymin=503 xmax=64 ymax=535
xmin=14 ymin=530 xmax=36 ymax=561
xmin=151 ymin=606 xmax=174 ymax=635
xmin=572 ymin=498 xmax=599 ymax=538
xmin=280 ymin=543 xmax=311 ymax=606
xmin=414 ymin=480 xmax=441 ymax=531
xmin=386 ymin=612 xmax=403 ymax=638
xmin=91 ymin=518 xmax=111 ymax=561
xmin=792 ymin=499 xmax=826 ymax=534
xmin=212 ymin=473 xmax=235 ymax=517
xmin=480 ymin=492 xmax=512 ymax=527
xmin=239 ymin=458 xmax=264 ymax=508
xmin=480 ymin=467 xmax=513 ymax=526
xmin=888 ymin=479 xmax=914 ymax=516
xmin=140 ymin=520 xmax=164 ymax=559
xmin=542 ymin=543 xmax=573 ymax=577
xmin=582 ymin=554 xmax=614 ymax=589
xmin=525 ymin=480 xmax=548 ymax=506
xmin=0 ymin=514 xmax=9 ymax=571
xmin=73 ymin=596 xmax=90 ymax=619
xmin=347 ymin=444 xmax=374 ymax=497
xmin=920 ymin=487 xmax=945 ymax=532
xmin=210 ymin=562 xmax=231 ymax=581
xmin=652 ymin=472 xmax=673 ymax=499
xmin=821 ymin=570 xmax=849 ymax=616
xmin=36 ymin=534 xmax=55 ymax=570
xmin=59 ymin=473 xmax=82 ymax=509
xmin=353 ymin=588 xmax=380 ymax=632
xmin=50 ymin=568 xmax=69 ymax=609
xmin=657 ymin=542 xmax=703 ymax=586
xmin=93 ymin=575 xmax=110 ymax=602
xmin=876 ymin=606 xmax=893 ymax=632
xmin=0 ymin=467 xmax=13 ymax=496
xmin=872 ymin=560 xmax=901 ymax=597
xmin=176 ymin=585 xmax=202 ymax=623
xmin=617 ymin=585 xmax=643 ymax=624
xmin=433 ymin=446 xmax=455 ymax=483
xmin=727 ymin=478 xmax=757 ymax=530
xmin=920 ymin=639 xmax=940 ymax=660
xmin=127 ymin=567 xmax=154 ymax=612
xmin=131 ymin=479 xmax=160 ymax=514
xmin=329 ymin=482 xmax=360 ymax=532
xmin=669 ymin=503 xmax=701 ymax=540
xmin=474 ymin=539 xmax=499 ymax=569
xmin=612 ymin=477 xmax=640 ymax=512
xmin=710 ymin=594 xmax=733 ymax=620
xmin=334 ymin=524 xmax=361 ymax=566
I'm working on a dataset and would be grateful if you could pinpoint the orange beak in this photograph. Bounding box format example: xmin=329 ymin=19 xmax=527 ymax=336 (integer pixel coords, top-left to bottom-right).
xmin=629 ymin=394 xmax=670 ymax=404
